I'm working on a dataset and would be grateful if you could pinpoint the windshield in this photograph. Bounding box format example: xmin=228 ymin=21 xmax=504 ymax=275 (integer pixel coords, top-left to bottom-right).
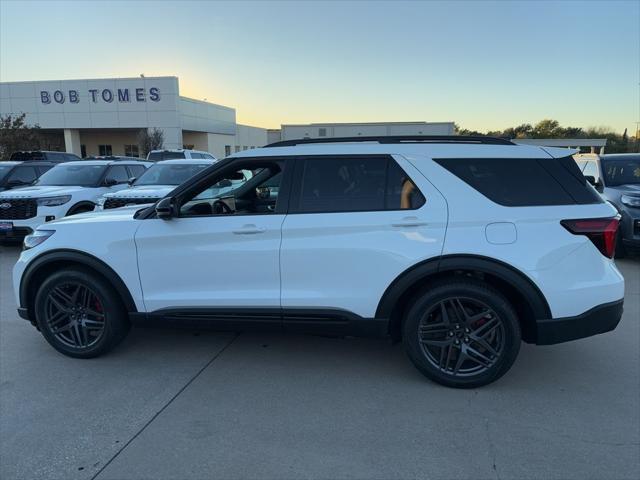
xmin=601 ymin=158 xmax=640 ymax=186
xmin=0 ymin=165 xmax=14 ymax=182
xmin=134 ymin=163 xmax=209 ymax=186
xmin=36 ymin=164 xmax=107 ymax=186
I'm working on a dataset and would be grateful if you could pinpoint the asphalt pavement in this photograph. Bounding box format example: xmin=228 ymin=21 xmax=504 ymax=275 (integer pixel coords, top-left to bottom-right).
xmin=1 ymin=244 xmax=638 ymax=480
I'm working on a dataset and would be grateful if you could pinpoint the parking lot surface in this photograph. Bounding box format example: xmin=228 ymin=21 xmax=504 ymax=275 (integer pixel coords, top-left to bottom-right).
xmin=0 ymin=244 xmax=638 ymax=480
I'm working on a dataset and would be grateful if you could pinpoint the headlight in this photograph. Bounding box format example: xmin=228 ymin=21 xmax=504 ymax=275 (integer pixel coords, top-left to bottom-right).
xmin=620 ymin=195 xmax=640 ymax=208
xmin=23 ymin=230 xmax=54 ymax=250
xmin=36 ymin=195 xmax=72 ymax=207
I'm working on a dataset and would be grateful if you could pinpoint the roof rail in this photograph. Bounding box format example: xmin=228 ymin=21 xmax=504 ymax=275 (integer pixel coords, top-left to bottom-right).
xmin=265 ymin=135 xmax=515 ymax=148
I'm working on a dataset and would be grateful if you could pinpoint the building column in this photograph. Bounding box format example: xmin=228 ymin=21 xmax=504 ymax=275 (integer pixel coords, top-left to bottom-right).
xmin=63 ymin=129 xmax=81 ymax=155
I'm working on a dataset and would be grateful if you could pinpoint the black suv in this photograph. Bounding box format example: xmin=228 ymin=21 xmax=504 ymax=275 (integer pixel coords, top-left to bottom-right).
xmin=9 ymin=151 xmax=81 ymax=162
xmin=575 ymin=153 xmax=640 ymax=256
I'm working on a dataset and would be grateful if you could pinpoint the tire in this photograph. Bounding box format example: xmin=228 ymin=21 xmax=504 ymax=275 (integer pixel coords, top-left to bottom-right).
xmin=402 ymin=279 xmax=521 ymax=388
xmin=34 ymin=267 xmax=131 ymax=358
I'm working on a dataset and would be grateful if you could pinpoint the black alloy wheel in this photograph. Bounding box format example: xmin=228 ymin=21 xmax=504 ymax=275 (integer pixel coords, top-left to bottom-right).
xmin=403 ymin=280 xmax=521 ymax=388
xmin=418 ymin=297 xmax=505 ymax=377
xmin=44 ymin=282 xmax=106 ymax=349
xmin=35 ymin=267 xmax=130 ymax=358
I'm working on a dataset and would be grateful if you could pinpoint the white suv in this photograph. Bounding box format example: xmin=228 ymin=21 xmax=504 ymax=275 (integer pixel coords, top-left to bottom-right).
xmin=96 ymin=158 xmax=216 ymax=210
xmin=146 ymin=149 xmax=217 ymax=161
xmin=0 ymin=159 xmax=151 ymax=241
xmin=12 ymin=136 xmax=625 ymax=388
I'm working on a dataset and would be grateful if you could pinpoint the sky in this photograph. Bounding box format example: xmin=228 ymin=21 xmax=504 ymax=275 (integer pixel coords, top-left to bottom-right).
xmin=0 ymin=0 xmax=638 ymax=133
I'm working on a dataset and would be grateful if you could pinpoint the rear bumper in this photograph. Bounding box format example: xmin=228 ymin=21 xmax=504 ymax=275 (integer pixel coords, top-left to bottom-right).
xmin=535 ymin=299 xmax=623 ymax=345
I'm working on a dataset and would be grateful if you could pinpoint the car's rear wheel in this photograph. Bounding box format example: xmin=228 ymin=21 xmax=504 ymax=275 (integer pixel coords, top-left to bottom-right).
xmin=34 ymin=268 xmax=130 ymax=358
xmin=403 ymin=279 xmax=521 ymax=388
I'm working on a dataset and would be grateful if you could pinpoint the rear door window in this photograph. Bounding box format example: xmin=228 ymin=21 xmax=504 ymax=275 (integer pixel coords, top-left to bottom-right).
xmin=434 ymin=156 xmax=602 ymax=206
xmin=291 ymin=156 xmax=425 ymax=213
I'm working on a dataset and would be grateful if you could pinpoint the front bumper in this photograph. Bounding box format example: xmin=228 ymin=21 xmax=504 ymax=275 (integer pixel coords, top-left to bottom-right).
xmin=535 ymin=299 xmax=623 ymax=345
xmin=0 ymin=215 xmax=51 ymax=240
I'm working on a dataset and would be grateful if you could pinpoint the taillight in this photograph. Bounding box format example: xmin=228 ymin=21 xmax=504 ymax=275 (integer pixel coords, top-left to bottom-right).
xmin=561 ymin=217 xmax=620 ymax=258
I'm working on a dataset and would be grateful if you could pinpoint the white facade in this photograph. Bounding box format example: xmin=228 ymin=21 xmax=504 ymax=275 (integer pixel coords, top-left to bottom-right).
xmin=274 ymin=121 xmax=456 ymax=142
xmin=0 ymin=76 xmax=268 ymax=158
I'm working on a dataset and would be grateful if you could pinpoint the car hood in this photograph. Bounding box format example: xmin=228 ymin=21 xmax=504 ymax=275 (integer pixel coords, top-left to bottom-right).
xmin=46 ymin=204 xmax=143 ymax=226
xmin=104 ymin=185 xmax=174 ymax=199
xmin=0 ymin=185 xmax=90 ymax=198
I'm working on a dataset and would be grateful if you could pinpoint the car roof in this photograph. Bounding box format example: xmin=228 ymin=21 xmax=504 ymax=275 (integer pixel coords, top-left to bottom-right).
xmin=602 ymin=153 xmax=640 ymax=160
xmin=229 ymin=142 xmax=570 ymax=160
xmin=149 ymin=149 xmax=209 ymax=153
xmin=154 ymin=158 xmax=216 ymax=165
xmin=0 ymin=161 xmax=21 ymax=166
xmin=55 ymin=160 xmax=151 ymax=166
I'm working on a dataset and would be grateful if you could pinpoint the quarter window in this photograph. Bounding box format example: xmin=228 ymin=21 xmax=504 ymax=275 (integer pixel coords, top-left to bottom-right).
xmin=294 ymin=157 xmax=424 ymax=213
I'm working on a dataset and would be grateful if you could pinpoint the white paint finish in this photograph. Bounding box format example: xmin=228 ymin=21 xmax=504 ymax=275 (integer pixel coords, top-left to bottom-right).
xmin=403 ymin=152 xmax=623 ymax=317
xmin=134 ymin=215 xmax=285 ymax=311
xmin=280 ymin=156 xmax=448 ymax=317
xmin=12 ymin=206 xmax=147 ymax=310
xmin=485 ymin=222 xmax=517 ymax=244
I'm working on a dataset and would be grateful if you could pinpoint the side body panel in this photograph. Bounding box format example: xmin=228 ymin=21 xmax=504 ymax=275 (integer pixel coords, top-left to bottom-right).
xmin=279 ymin=155 xmax=448 ymax=318
xmin=404 ymin=153 xmax=624 ymax=318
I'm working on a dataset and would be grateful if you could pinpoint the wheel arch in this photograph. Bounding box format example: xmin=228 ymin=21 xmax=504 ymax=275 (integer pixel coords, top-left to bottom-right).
xmin=20 ymin=249 xmax=137 ymax=320
xmin=66 ymin=201 xmax=96 ymax=216
xmin=377 ymin=254 xmax=551 ymax=343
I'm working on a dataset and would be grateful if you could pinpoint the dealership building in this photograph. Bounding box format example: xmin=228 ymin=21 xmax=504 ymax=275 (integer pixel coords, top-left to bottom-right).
xmin=1 ymin=75 xmax=459 ymax=159
xmin=0 ymin=76 xmax=267 ymax=159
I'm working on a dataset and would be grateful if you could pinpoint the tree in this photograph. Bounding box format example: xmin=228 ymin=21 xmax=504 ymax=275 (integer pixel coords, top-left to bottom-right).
xmin=0 ymin=113 xmax=43 ymax=159
xmin=137 ymin=128 xmax=164 ymax=157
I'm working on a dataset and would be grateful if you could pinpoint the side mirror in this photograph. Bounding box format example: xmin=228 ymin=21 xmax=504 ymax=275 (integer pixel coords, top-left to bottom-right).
xmin=128 ymin=177 xmax=137 ymax=185
xmin=104 ymin=178 xmax=118 ymax=187
xmin=155 ymin=197 xmax=175 ymax=220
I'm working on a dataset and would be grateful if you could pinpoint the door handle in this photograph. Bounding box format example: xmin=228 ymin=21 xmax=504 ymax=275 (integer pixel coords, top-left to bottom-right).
xmin=391 ymin=216 xmax=428 ymax=228
xmin=232 ymin=224 xmax=266 ymax=235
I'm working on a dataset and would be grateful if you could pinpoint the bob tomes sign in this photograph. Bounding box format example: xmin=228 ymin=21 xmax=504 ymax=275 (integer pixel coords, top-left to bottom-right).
xmin=40 ymin=87 xmax=161 ymax=105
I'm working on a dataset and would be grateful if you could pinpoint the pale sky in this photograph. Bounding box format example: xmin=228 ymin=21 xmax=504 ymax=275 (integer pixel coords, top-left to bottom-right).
xmin=1 ymin=0 xmax=638 ymax=132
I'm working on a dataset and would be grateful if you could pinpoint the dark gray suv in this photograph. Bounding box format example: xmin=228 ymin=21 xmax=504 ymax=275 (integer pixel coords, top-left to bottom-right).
xmin=575 ymin=153 xmax=640 ymax=256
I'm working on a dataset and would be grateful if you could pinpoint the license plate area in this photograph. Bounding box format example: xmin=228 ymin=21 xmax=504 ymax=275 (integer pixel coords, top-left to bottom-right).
xmin=0 ymin=221 xmax=14 ymax=232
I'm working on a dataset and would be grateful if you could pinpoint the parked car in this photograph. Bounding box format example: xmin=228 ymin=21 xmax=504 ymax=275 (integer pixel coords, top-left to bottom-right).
xmin=574 ymin=153 xmax=640 ymax=256
xmin=146 ymin=149 xmax=217 ymax=162
xmin=96 ymin=158 xmax=216 ymax=210
xmin=13 ymin=136 xmax=624 ymax=388
xmin=9 ymin=151 xmax=81 ymax=162
xmin=0 ymin=161 xmax=62 ymax=192
xmin=0 ymin=159 xmax=151 ymax=242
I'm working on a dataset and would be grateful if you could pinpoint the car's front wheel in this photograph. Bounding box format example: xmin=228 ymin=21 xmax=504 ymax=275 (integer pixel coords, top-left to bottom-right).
xmin=34 ymin=268 xmax=130 ymax=358
xmin=403 ymin=279 xmax=521 ymax=388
